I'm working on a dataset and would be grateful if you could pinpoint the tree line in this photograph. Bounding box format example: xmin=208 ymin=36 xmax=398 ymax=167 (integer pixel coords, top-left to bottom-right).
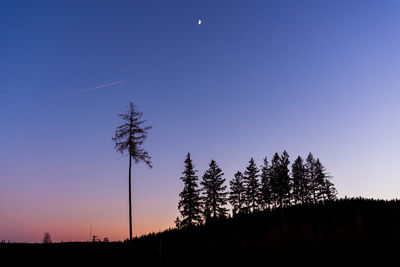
xmin=176 ymin=151 xmax=337 ymax=228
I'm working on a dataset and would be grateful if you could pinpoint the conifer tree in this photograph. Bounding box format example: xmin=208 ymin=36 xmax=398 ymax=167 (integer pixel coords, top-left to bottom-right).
xmin=323 ymin=178 xmax=338 ymax=201
xmin=314 ymin=159 xmax=326 ymax=201
xmin=269 ymin=152 xmax=291 ymax=207
xmin=291 ymin=156 xmax=308 ymax=204
xmin=201 ymin=160 xmax=228 ymax=221
xmin=260 ymin=157 xmax=272 ymax=210
xmin=229 ymin=171 xmax=246 ymax=215
xmin=279 ymin=151 xmax=291 ymax=206
xmin=315 ymin=158 xmax=337 ymax=201
xmin=269 ymin=153 xmax=281 ymax=208
xmin=178 ymin=153 xmax=202 ymax=227
xmin=174 ymin=216 xmax=182 ymax=229
xmin=243 ymin=158 xmax=260 ymax=212
xmin=305 ymin=153 xmax=318 ymax=202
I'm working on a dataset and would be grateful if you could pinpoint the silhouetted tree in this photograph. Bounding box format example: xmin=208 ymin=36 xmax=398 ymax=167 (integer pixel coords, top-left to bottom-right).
xmin=42 ymin=232 xmax=51 ymax=244
xmin=279 ymin=151 xmax=291 ymax=206
xmin=112 ymin=101 xmax=152 ymax=241
xmin=260 ymin=157 xmax=272 ymax=210
xmin=178 ymin=153 xmax=203 ymax=227
xmin=314 ymin=158 xmax=337 ymax=201
xmin=269 ymin=152 xmax=291 ymax=207
xmin=314 ymin=159 xmax=326 ymax=201
xmin=174 ymin=216 xmax=182 ymax=229
xmin=305 ymin=153 xmax=317 ymax=202
xmin=243 ymin=158 xmax=260 ymax=212
xmin=229 ymin=171 xmax=246 ymax=215
xmin=323 ymin=178 xmax=338 ymax=201
xmin=201 ymin=160 xmax=228 ymax=221
xmin=269 ymin=153 xmax=281 ymax=208
xmin=291 ymin=156 xmax=308 ymax=204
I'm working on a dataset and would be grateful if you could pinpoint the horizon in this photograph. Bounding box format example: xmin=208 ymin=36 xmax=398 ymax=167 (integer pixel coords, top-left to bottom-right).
xmin=1 ymin=0 xmax=400 ymax=243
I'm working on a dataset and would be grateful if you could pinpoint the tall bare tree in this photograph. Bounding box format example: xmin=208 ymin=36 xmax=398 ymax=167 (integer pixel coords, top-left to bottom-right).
xmin=113 ymin=101 xmax=152 ymax=241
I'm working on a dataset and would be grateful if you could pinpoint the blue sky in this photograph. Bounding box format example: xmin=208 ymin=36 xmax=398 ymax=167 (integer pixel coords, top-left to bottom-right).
xmin=1 ymin=0 xmax=400 ymax=242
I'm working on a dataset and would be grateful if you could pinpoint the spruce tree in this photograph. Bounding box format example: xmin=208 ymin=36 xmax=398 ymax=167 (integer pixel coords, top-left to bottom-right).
xmin=243 ymin=158 xmax=260 ymax=213
xmin=229 ymin=171 xmax=246 ymax=215
xmin=291 ymin=156 xmax=307 ymax=204
xmin=260 ymin=157 xmax=272 ymax=210
xmin=314 ymin=159 xmax=326 ymax=201
xmin=315 ymin=158 xmax=337 ymax=201
xmin=269 ymin=152 xmax=290 ymax=207
xmin=305 ymin=153 xmax=318 ymax=202
xmin=178 ymin=153 xmax=202 ymax=227
xmin=269 ymin=153 xmax=281 ymax=208
xmin=201 ymin=160 xmax=228 ymax=221
xmin=323 ymin=178 xmax=338 ymax=201
xmin=279 ymin=151 xmax=291 ymax=207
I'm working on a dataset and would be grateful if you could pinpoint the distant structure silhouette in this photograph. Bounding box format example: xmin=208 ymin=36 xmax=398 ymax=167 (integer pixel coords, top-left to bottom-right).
xmin=113 ymin=101 xmax=152 ymax=241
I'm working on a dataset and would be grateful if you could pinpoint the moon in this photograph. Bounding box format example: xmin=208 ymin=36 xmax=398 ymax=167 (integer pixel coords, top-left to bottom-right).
xmin=198 ymin=19 xmax=202 ymax=25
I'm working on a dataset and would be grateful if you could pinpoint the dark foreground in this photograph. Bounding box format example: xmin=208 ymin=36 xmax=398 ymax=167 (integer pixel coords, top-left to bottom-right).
xmin=1 ymin=198 xmax=400 ymax=266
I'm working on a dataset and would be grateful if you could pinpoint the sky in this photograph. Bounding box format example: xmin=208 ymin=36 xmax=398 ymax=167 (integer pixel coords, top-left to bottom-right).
xmin=1 ymin=0 xmax=400 ymax=243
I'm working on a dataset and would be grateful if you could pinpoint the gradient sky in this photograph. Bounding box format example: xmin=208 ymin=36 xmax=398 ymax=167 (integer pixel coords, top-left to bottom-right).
xmin=1 ymin=0 xmax=400 ymax=243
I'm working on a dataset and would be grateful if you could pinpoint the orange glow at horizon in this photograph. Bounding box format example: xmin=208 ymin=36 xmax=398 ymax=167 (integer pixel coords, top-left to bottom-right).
xmin=0 ymin=213 xmax=176 ymax=243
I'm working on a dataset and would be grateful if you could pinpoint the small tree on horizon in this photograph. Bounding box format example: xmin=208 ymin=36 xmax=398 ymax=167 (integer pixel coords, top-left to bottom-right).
xmin=178 ymin=153 xmax=203 ymax=227
xmin=201 ymin=160 xmax=229 ymax=221
xmin=229 ymin=171 xmax=246 ymax=215
xmin=112 ymin=101 xmax=152 ymax=241
xmin=42 ymin=232 xmax=52 ymax=244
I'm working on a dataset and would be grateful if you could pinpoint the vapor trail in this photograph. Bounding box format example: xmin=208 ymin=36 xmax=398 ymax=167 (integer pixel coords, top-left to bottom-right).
xmin=58 ymin=80 xmax=127 ymax=98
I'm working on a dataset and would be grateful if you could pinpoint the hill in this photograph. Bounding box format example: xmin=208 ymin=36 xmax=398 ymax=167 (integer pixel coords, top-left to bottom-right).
xmin=2 ymin=198 xmax=400 ymax=266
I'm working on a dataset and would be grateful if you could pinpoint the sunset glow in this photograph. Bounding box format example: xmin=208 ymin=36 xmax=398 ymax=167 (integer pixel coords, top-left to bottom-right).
xmin=1 ymin=0 xmax=400 ymax=243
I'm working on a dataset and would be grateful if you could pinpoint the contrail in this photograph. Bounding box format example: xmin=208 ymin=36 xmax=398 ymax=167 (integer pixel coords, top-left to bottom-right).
xmin=58 ymin=80 xmax=127 ymax=98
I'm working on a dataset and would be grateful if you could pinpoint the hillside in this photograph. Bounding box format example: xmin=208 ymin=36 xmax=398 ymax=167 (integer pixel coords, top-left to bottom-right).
xmin=2 ymin=198 xmax=400 ymax=266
